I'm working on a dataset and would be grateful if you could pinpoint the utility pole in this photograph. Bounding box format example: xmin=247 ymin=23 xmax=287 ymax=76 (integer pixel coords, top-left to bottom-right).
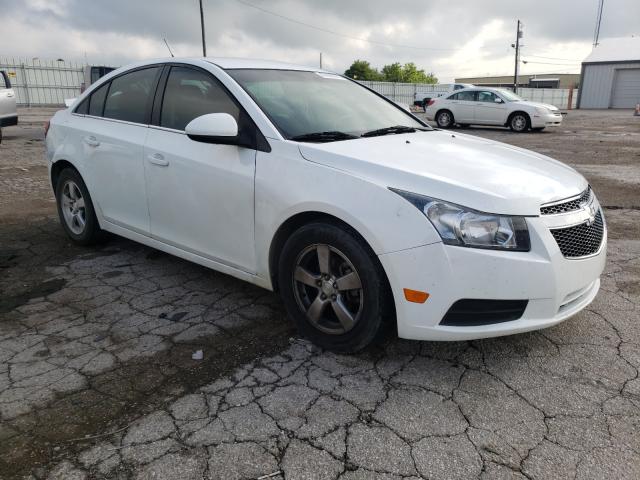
xmin=319 ymin=52 xmax=323 ymax=69
xmin=199 ymin=0 xmax=207 ymax=57
xmin=512 ymin=20 xmax=523 ymax=93
xmin=593 ymin=0 xmax=604 ymax=47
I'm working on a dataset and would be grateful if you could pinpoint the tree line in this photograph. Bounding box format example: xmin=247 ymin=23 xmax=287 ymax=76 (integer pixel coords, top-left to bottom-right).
xmin=344 ymin=60 xmax=438 ymax=84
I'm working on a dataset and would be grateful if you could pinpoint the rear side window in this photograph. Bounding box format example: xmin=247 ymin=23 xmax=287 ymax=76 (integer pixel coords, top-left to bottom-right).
xmin=456 ymin=91 xmax=476 ymax=101
xmin=160 ymin=66 xmax=240 ymax=131
xmin=103 ymin=67 xmax=160 ymax=124
xmin=89 ymin=82 xmax=109 ymax=117
xmin=448 ymin=93 xmax=458 ymax=100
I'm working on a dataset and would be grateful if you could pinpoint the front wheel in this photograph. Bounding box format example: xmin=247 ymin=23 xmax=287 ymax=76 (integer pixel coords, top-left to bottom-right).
xmin=278 ymin=222 xmax=392 ymax=352
xmin=509 ymin=113 xmax=530 ymax=132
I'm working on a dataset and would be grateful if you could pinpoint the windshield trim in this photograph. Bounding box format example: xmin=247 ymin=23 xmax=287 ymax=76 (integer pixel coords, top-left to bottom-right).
xmin=225 ymin=68 xmax=432 ymax=141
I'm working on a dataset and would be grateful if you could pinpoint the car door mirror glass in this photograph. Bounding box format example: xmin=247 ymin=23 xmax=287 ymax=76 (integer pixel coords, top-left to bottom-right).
xmin=185 ymin=113 xmax=239 ymax=143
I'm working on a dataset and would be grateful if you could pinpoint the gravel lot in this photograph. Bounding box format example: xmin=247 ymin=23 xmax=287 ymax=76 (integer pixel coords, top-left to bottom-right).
xmin=0 ymin=108 xmax=639 ymax=479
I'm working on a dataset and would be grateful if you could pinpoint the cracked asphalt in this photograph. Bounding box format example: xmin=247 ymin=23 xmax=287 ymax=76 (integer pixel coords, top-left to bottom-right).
xmin=1 ymin=109 xmax=639 ymax=479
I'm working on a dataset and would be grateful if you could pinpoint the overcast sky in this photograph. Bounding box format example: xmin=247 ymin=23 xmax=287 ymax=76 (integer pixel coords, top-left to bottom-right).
xmin=2 ymin=0 xmax=638 ymax=81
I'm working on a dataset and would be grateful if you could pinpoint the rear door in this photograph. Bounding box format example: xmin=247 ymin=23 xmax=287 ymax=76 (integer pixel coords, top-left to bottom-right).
xmin=474 ymin=90 xmax=508 ymax=125
xmin=448 ymin=91 xmax=476 ymax=122
xmin=75 ymin=66 xmax=161 ymax=234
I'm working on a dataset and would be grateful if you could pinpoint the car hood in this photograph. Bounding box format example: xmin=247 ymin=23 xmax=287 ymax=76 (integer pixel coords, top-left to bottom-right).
xmin=298 ymin=130 xmax=586 ymax=216
xmin=513 ymin=100 xmax=560 ymax=111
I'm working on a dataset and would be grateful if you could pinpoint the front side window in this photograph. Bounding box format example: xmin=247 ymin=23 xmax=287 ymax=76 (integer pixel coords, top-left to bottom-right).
xmin=477 ymin=91 xmax=498 ymax=103
xmin=160 ymin=66 xmax=240 ymax=131
xmin=495 ymin=89 xmax=523 ymax=102
xmin=103 ymin=67 xmax=160 ymax=124
xmin=227 ymin=69 xmax=426 ymax=139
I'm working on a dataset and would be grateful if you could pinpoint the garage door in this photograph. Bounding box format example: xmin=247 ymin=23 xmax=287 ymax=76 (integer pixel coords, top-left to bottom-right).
xmin=611 ymin=68 xmax=640 ymax=108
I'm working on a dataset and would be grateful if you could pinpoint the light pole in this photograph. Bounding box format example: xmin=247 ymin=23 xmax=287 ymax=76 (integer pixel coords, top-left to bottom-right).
xmin=199 ymin=0 xmax=207 ymax=57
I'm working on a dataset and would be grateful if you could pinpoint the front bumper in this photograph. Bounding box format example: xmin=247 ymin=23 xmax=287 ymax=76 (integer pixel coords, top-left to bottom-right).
xmin=531 ymin=112 xmax=563 ymax=128
xmin=378 ymin=215 xmax=606 ymax=341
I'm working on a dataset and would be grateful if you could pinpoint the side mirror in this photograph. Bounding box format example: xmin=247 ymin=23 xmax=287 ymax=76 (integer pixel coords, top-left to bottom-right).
xmin=185 ymin=113 xmax=239 ymax=144
xmin=494 ymin=97 xmax=503 ymax=104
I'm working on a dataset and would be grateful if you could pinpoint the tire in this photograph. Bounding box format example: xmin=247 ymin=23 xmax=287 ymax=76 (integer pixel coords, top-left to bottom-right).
xmin=436 ymin=110 xmax=454 ymax=129
xmin=509 ymin=112 xmax=530 ymax=132
xmin=278 ymin=222 xmax=392 ymax=353
xmin=55 ymin=167 xmax=104 ymax=245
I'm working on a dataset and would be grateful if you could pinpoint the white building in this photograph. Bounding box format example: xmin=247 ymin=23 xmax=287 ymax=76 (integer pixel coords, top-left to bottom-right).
xmin=578 ymin=37 xmax=640 ymax=109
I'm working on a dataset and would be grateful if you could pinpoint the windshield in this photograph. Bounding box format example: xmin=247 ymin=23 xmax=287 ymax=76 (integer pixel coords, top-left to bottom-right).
xmin=495 ymin=89 xmax=523 ymax=102
xmin=227 ymin=69 xmax=427 ymax=140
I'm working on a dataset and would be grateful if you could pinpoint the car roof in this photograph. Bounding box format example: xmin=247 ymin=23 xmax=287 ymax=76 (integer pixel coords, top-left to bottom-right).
xmin=203 ymin=57 xmax=322 ymax=72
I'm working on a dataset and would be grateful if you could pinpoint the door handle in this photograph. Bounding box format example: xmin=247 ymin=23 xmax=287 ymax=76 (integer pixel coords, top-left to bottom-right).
xmin=83 ymin=135 xmax=100 ymax=147
xmin=147 ymin=153 xmax=169 ymax=167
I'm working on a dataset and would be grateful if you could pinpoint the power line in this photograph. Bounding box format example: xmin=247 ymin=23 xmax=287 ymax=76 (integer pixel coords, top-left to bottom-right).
xmin=234 ymin=0 xmax=456 ymax=52
xmin=522 ymin=60 xmax=581 ymax=66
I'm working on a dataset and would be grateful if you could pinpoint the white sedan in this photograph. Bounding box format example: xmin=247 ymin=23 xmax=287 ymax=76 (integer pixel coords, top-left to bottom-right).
xmin=46 ymin=58 xmax=604 ymax=352
xmin=425 ymin=87 xmax=563 ymax=132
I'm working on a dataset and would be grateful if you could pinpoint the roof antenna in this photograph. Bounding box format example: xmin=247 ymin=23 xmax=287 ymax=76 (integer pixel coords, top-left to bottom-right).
xmin=163 ymin=38 xmax=175 ymax=57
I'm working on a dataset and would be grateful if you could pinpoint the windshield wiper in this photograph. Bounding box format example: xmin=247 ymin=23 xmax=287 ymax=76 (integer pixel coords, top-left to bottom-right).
xmin=290 ymin=131 xmax=358 ymax=142
xmin=360 ymin=125 xmax=429 ymax=138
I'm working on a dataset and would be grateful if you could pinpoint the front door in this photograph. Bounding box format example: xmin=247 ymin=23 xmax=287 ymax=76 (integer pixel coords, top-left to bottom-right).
xmin=474 ymin=90 xmax=508 ymax=125
xmin=143 ymin=66 xmax=256 ymax=272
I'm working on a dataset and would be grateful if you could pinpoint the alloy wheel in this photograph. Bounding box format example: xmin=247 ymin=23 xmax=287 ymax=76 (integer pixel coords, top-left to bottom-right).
xmin=511 ymin=114 xmax=527 ymax=132
xmin=438 ymin=112 xmax=452 ymax=127
xmin=61 ymin=180 xmax=86 ymax=235
xmin=292 ymin=244 xmax=364 ymax=335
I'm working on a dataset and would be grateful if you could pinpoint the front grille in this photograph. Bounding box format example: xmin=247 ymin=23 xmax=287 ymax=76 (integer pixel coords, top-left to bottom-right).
xmin=540 ymin=187 xmax=591 ymax=215
xmin=440 ymin=299 xmax=528 ymax=326
xmin=550 ymin=210 xmax=604 ymax=258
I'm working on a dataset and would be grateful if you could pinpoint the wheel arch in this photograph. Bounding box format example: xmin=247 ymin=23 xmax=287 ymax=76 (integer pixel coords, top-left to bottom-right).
xmin=268 ymin=211 xmax=389 ymax=296
xmin=50 ymin=159 xmax=80 ymax=192
xmin=506 ymin=110 xmax=531 ymax=127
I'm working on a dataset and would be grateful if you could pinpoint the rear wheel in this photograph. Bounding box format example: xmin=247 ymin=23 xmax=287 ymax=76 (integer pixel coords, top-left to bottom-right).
xmin=509 ymin=113 xmax=530 ymax=132
xmin=278 ymin=222 xmax=392 ymax=352
xmin=436 ymin=110 xmax=454 ymax=128
xmin=55 ymin=167 xmax=104 ymax=245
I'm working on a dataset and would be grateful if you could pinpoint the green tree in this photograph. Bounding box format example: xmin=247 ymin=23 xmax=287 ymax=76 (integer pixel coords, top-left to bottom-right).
xmin=344 ymin=60 xmax=382 ymax=80
xmin=381 ymin=62 xmax=404 ymax=82
xmin=400 ymin=62 xmax=438 ymax=84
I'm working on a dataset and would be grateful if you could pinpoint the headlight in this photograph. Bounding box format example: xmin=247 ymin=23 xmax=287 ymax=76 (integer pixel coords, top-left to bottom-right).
xmin=390 ymin=189 xmax=531 ymax=251
xmin=535 ymin=106 xmax=550 ymax=115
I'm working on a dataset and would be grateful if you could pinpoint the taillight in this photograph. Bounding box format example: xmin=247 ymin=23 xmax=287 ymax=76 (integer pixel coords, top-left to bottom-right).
xmin=427 ymin=99 xmax=436 ymax=107
xmin=44 ymin=120 xmax=50 ymax=138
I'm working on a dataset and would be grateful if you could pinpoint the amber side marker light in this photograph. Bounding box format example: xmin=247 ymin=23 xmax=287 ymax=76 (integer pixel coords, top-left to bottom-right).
xmin=403 ymin=288 xmax=430 ymax=304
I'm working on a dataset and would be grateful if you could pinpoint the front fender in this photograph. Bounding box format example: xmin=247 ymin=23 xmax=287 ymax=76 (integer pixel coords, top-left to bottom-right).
xmin=254 ymin=140 xmax=441 ymax=283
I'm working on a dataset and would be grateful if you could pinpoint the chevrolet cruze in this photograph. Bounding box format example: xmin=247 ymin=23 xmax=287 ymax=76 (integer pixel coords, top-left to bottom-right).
xmin=45 ymin=58 xmax=606 ymax=352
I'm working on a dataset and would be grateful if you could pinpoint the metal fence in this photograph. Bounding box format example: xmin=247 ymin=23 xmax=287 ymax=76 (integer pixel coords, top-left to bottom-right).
xmin=0 ymin=57 xmax=579 ymax=110
xmin=0 ymin=57 xmax=85 ymax=106
xmin=359 ymin=80 xmax=579 ymax=110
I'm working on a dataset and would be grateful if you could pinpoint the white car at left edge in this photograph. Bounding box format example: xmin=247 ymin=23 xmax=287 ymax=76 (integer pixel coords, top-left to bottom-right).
xmin=425 ymin=87 xmax=564 ymax=132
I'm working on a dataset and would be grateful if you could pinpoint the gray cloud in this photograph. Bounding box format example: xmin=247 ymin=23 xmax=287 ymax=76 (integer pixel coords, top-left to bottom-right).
xmin=2 ymin=0 xmax=638 ymax=80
